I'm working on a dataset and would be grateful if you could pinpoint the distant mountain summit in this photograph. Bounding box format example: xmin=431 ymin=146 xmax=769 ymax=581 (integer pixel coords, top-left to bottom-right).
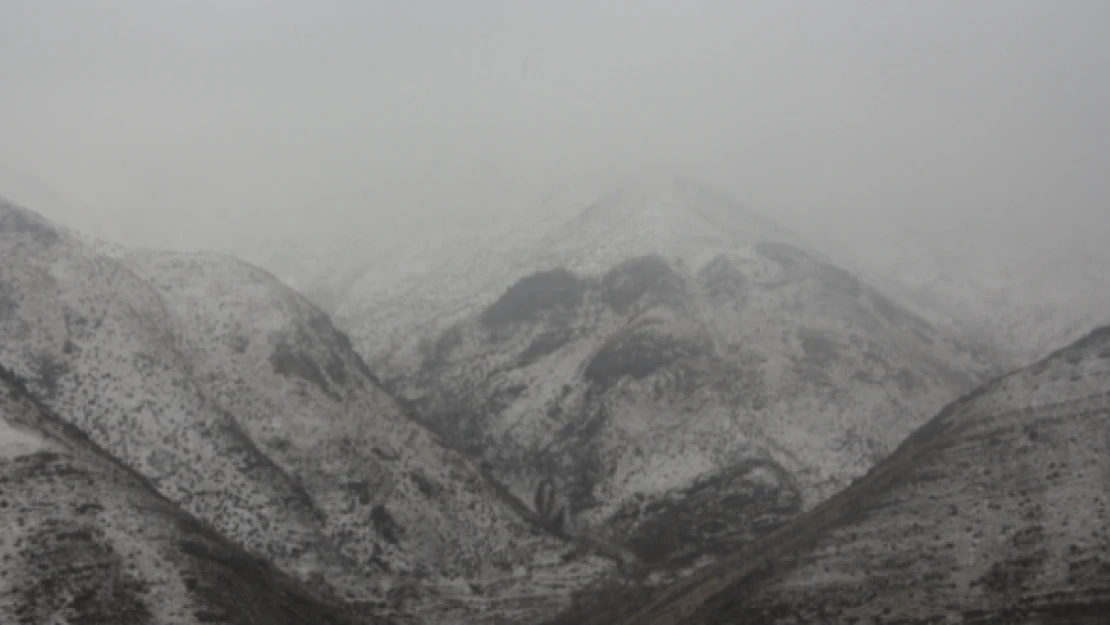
xmin=379 ymin=181 xmax=1000 ymax=579
xmin=341 ymin=175 xmax=816 ymax=365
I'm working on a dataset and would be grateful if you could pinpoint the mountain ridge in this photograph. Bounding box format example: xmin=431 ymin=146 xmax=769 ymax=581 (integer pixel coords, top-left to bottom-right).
xmin=0 ymin=197 xmax=614 ymax=624
xmin=0 ymin=363 xmax=371 ymax=625
xmin=388 ymin=205 xmax=1000 ymax=584
xmin=550 ymin=324 xmax=1110 ymax=625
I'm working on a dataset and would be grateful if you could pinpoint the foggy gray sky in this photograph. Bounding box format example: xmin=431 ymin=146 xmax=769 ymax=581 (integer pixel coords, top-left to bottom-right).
xmin=1 ymin=1 xmax=1109 ymax=262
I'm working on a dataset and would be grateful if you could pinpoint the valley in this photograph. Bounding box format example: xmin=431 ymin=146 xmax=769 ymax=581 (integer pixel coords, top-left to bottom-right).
xmin=1 ymin=187 xmax=1106 ymax=624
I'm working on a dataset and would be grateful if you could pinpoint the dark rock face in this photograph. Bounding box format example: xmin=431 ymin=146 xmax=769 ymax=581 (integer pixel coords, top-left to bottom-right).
xmin=556 ymin=325 xmax=1110 ymax=625
xmin=480 ymin=268 xmax=587 ymax=327
xmin=583 ymin=321 xmax=707 ymax=392
xmin=600 ymin=255 xmax=685 ymax=314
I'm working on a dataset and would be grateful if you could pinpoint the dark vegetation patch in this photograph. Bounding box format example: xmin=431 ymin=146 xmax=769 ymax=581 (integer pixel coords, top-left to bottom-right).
xmin=370 ymin=504 xmax=402 ymax=545
xmin=756 ymin=242 xmax=861 ymax=297
xmin=13 ymin=521 xmax=153 ymax=625
xmin=32 ymin=353 xmax=69 ymax=399
xmin=0 ymin=367 xmax=357 ymax=624
xmin=409 ymin=470 xmax=440 ymax=497
xmin=344 ymin=480 xmax=373 ymax=506
xmin=0 ymin=281 xmax=17 ymax=321
xmin=226 ymin=335 xmax=249 ymax=354
xmin=1051 ymin=324 xmax=1110 ymax=363
xmin=488 ymin=383 xmax=528 ymax=413
xmin=324 ymin=353 xmax=347 ymax=387
xmin=608 ymin=460 xmax=802 ymax=568
xmin=534 ymin=479 xmax=567 ymax=534
xmin=530 ymin=405 xmax=611 ymax=517
xmin=518 ymin=327 xmax=575 ymax=367
xmin=599 ymin=254 xmax=685 ymax=314
xmin=480 ymin=268 xmax=587 ymax=327
xmin=307 ymin=312 xmax=378 ymax=384
xmin=869 ymin=292 xmax=935 ymax=336
xmin=428 ymin=324 xmax=465 ymax=364
xmin=584 ymin=324 xmax=706 ymax=390
xmin=798 ymin=331 xmax=843 ymax=369
xmin=176 ymin=535 xmax=356 ymax=625
xmin=699 ymin=254 xmax=748 ymax=298
xmin=270 ymin=343 xmax=338 ymax=401
xmin=893 ymin=367 xmax=924 ymax=393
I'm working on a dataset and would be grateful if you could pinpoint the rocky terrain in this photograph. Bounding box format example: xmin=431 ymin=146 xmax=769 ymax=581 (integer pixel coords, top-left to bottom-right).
xmin=385 ymin=182 xmax=1000 ymax=578
xmin=554 ymin=324 xmax=1110 ymax=625
xmin=0 ymin=364 xmax=365 ymax=625
xmin=0 ymin=199 xmax=613 ymax=624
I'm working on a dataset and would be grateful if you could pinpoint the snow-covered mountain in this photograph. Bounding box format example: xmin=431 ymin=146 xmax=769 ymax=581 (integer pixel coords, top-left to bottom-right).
xmin=380 ymin=180 xmax=1001 ymax=576
xmin=0 ymin=198 xmax=613 ymax=624
xmin=558 ymin=325 xmax=1110 ymax=625
xmin=227 ymin=175 xmax=798 ymax=365
xmin=0 ymin=365 xmax=365 ymax=625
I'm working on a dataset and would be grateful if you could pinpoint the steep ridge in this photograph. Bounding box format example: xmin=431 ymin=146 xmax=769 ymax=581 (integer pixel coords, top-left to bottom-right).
xmin=555 ymin=325 xmax=1110 ymax=625
xmin=0 ymin=365 xmax=365 ymax=625
xmin=390 ymin=199 xmax=999 ymax=577
xmin=0 ymin=198 xmax=610 ymax=623
xmin=293 ymin=175 xmax=799 ymax=365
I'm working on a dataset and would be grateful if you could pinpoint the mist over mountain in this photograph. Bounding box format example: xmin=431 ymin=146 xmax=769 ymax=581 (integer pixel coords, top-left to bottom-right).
xmin=374 ymin=178 xmax=999 ymax=578
xmin=3 ymin=2 xmax=1110 ymax=624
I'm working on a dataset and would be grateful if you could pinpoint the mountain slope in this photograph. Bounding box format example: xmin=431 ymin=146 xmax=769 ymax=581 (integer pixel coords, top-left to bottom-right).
xmin=0 ymin=198 xmax=608 ymax=623
xmin=385 ymin=181 xmax=999 ymax=575
xmin=558 ymin=325 xmax=1110 ymax=625
xmin=0 ymin=366 xmax=365 ymax=625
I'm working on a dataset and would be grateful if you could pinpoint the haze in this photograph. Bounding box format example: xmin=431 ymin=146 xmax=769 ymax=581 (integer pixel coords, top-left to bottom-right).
xmin=2 ymin=0 xmax=1108 ymax=270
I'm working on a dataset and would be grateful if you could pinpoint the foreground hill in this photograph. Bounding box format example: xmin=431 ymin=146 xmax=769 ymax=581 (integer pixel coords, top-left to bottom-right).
xmin=556 ymin=325 xmax=1110 ymax=625
xmin=385 ymin=180 xmax=999 ymax=575
xmin=0 ymin=366 xmax=365 ymax=625
xmin=0 ymin=199 xmax=607 ymax=623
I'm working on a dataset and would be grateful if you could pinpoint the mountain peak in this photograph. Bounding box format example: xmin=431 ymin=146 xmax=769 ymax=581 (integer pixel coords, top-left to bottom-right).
xmin=501 ymin=176 xmax=800 ymax=296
